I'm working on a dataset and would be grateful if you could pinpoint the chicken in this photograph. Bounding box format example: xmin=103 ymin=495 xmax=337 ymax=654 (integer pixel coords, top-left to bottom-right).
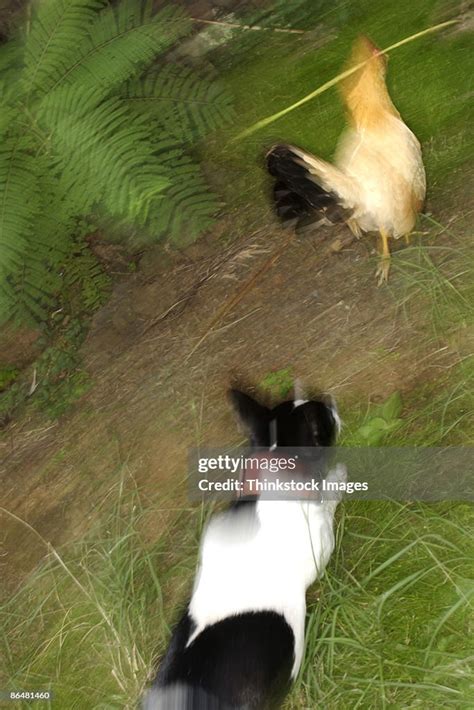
xmin=266 ymin=36 xmax=426 ymax=284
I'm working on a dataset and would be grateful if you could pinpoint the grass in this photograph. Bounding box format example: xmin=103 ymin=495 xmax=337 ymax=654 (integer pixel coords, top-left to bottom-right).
xmin=1 ymin=477 xmax=205 ymax=709
xmin=393 ymin=213 xmax=474 ymax=334
xmin=2 ymin=432 xmax=472 ymax=709
xmin=292 ymin=500 xmax=473 ymax=709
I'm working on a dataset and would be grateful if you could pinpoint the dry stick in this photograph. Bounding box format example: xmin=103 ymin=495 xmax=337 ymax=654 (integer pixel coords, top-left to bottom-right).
xmin=211 ymin=306 xmax=262 ymax=335
xmin=231 ymin=20 xmax=458 ymax=142
xmin=185 ymin=232 xmax=294 ymax=362
xmin=191 ymin=18 xmax=305 ymax=35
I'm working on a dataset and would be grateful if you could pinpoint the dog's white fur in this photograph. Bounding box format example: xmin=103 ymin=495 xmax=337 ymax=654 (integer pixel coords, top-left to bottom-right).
xmin=188 ymin=463 xmax=347 ymax=678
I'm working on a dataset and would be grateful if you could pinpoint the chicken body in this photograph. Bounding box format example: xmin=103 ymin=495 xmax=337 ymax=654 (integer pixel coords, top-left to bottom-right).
xmin=266 ymin=37 xmax=426 ymax=283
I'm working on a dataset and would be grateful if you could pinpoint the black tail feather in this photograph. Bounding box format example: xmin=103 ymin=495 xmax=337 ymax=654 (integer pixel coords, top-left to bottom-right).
xmin=273 ymin=181 xmax=313 ymax=223
xmin=266 ymin=145 xmax=348 ymax=229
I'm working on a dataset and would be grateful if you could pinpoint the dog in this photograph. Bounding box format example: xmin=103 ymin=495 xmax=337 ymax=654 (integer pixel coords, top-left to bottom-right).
xmin=144 ymin=388 xmax=346 ymax=709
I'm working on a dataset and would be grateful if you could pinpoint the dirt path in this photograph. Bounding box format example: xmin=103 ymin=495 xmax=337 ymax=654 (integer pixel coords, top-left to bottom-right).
xmin=0 ymin=214 xmax=466 ymax=592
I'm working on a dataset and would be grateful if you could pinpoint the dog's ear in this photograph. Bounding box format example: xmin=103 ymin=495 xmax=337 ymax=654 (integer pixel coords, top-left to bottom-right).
xmin=229 ymin=389 xmax=270 ymax=446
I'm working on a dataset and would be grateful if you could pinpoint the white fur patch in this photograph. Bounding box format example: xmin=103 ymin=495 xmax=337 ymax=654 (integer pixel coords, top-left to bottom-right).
xmin=269 ymin=418 xmax=278 ymax=450
xmin=293 ymin=378 xmax=307 ymax=408
xmin=330 ymin=405 xmax=342 ymax=434
xmin=187 ymin=465 xmax=347 ymax=678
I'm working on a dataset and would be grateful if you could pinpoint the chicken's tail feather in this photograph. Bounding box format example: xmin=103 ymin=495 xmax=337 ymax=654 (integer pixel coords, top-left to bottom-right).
xmin=266 ymin=144 xmax=351 ymax=230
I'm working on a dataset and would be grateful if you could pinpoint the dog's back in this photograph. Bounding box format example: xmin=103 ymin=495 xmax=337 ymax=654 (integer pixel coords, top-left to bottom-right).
xmin=144 ymin=390 xmax=345 ymax=709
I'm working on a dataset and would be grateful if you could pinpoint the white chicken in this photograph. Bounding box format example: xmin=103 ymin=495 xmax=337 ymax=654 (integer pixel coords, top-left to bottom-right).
xmin=266 ymin=36 xmax=426 ymax=284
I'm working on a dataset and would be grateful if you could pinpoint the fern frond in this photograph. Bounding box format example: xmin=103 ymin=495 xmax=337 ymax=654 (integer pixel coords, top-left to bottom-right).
xmin=48 ymin=96 xmax=169 ymax=226
xmin=124 ymin=64 xmax=234 ymax=142
xmin=1 ymin=0 xmax=230 ymax=326
xmin=32 ymin=1 xmax=189 ymax=104
xmin=146 ymin=140 xmax=220 ymax=244
xmin=8 ymin=170 xmax=75 ymax=324
xmin=0 ymin=38 xmax=23 ymax=96
xmin=0 ymin=106 xmax=18 ymax=141
xmin=23 ymin=0 xmax=107 ymax=97
xmin=72 ymin=2 xmax=190 ymax=95
xmin=62 ymin=240 xmax=110 ymax=312
xmin=0 ymin=137 xmax=42 ymax=322
xmin=10 ymin=259 xmax=61 ymax=324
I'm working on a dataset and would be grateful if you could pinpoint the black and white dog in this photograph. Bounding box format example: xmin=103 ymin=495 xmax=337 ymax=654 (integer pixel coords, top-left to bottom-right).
xmin=144 ymin=389 xmax=346 ymax=709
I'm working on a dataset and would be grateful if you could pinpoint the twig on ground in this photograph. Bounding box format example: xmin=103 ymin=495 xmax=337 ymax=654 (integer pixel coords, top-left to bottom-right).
xmin=191 ymin=18 xmax=305 ymax=35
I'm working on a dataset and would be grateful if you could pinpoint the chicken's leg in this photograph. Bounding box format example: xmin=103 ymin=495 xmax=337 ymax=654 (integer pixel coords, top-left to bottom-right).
xmin=376 ymin=227 xmax=391 ymax=285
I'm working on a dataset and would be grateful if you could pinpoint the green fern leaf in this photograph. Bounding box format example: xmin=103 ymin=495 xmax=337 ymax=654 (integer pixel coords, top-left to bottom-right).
xmin=0 ymin=138 xmax=43 ymax=322
xmin=45 ymin=96 xmax=169 ymax=227
xmin=1 ymin=0 xmax=231 ymax=325
xmin=72 ymin=2 xmax=190 ymax=96
xmin=62 ymin=240 xmax=110 ymax=312
xmin=8 ymin=171 xmax=75 ymax=324
xmin=10 ymin=263 xmax=60 ymax=324
xmin=0 ymin=39 xmax=23 ymax=97
xmin=0 ymin=106 xmax=18 ymax=141
xmin=146 ymin=141 xmax=220 ymax=245
xmin=124 ymin=64 xmax=234 ymax=143
xmin=32 ymin=1 xmax=190 ymax=105
xmin=24 ymin=0 xmax=107 ymax=97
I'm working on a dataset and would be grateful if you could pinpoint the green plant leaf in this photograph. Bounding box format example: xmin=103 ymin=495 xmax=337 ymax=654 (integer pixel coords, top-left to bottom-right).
xmin=124 ymin=64 xmax=234 ymax=143
xmin=0 ymin=366 xmax=19 ymax=391
xmin=260 ymin=368 xmax=294 ymax=398
xmin=23 ymin=0 xmax=107 ymax=96
xmin=0 ymin=137 xmax=43 ymax=323
xmin=1 ymin=0 xmax=230 ymax=326
xmin=381 ymin=391 xmax=403 ymax=421
xmin=358 ymin=417 xmax=389 ymax=438
xmin=46 ymin=96 xmax=170 ymax=226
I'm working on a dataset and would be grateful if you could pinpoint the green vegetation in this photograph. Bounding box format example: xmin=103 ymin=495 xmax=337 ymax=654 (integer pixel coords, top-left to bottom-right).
xmin=294 ymin=499 xmax=473 ymax=709
xmin=0 ymin=0 xmax=233 ymax=421
xmin=1 ymin=483 xmax=194 ymax=707
xmin=342 ymin=392 xmax=404 ymax=446
xmin=0 ymin=365 xmax=19 ymax=391
xmin=0 ymin=0 xmax=232 ymax=327
xmin=394 ymin=217 xmax=474 ymax=334
xmin=0 ymin=319 xmax=91 ymax=424
xmin=260 ymin=367 xmax=294 ymax=398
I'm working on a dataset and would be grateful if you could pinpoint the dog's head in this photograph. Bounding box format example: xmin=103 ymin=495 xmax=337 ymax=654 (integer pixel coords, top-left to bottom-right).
xmin=229 ymin=387 xmax=340 ymax=449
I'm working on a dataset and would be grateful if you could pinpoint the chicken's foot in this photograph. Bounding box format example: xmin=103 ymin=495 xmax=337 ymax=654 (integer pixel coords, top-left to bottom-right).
xmin=376 ymin=227 xmax=391 ymax=285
